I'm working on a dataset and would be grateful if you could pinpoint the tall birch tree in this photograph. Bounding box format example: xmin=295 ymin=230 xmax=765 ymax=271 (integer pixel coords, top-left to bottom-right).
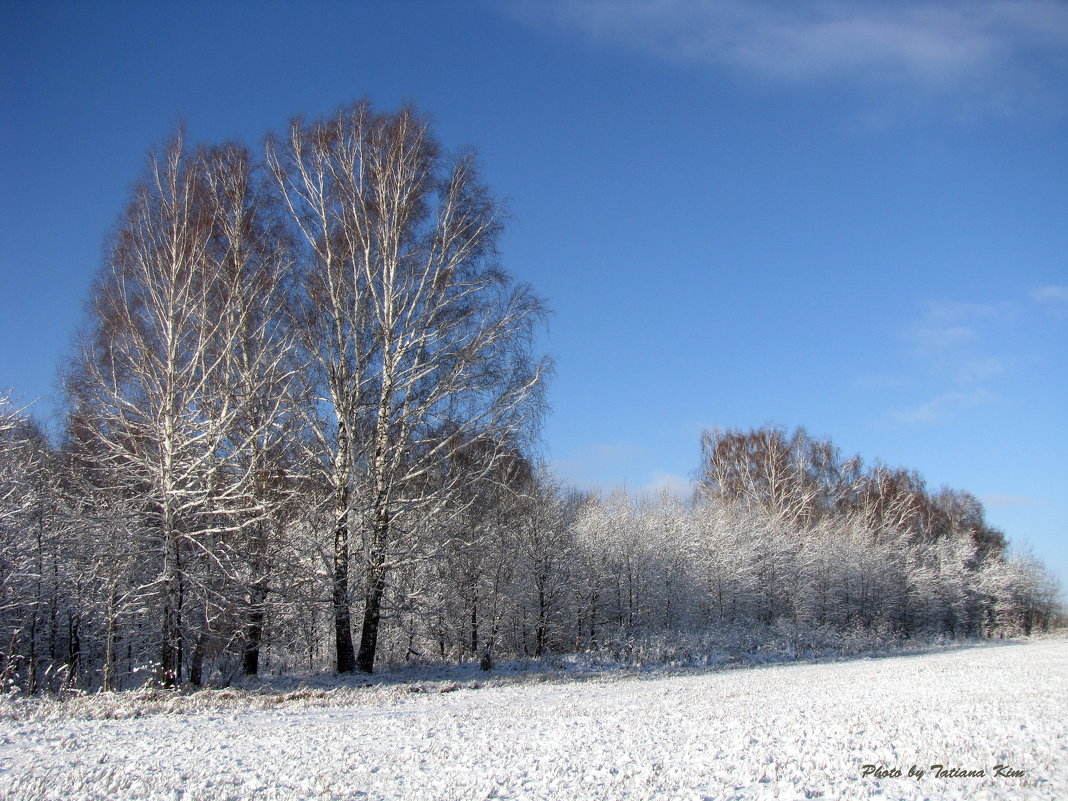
xmin=200 ymin=142 xmax=299 ymax=676
xmin=269 ymin=101 xmax=549 ymax=673
xmin=67 ymin=133 xmax=293 ymax=686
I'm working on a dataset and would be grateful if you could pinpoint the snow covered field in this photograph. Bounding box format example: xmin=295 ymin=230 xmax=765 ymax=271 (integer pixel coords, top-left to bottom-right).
xmin=1 ymin=639 xmax=1065 ymax=800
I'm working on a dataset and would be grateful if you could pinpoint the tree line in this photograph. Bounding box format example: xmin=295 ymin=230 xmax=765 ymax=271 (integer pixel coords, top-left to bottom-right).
xmin=0 ymin=101 xmax=1060 ymax=693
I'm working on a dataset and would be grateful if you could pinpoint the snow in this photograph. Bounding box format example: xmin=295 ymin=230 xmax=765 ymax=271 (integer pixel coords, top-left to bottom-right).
xmin=1 ymin=639 xmax=1065 ymax=800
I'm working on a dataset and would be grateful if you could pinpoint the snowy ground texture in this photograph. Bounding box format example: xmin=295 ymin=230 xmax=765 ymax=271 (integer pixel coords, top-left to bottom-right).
xmin=1 ymin=639 xmax=1065 ymax=801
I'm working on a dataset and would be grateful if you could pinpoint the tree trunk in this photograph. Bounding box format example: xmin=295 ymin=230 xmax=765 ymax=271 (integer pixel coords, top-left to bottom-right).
xmin=103 ymin=583 xmax=118 ymax=691
xmin=470 ymin=591 xmax=479 ymax=657
xmin=159 ymin=521 xmax=181 ymax=687
xmin=356 ymin=560 xmax=387 ymax=674
xmin=333 ymin=510 xmax=357 ymax=673
xmin=65 ymin=614 xmax=81 ymax=690
xmin=333 ymin=422 xmax=357 ymax=674
xmin=535 ymin=582 xmax=547 ymax=657
xmin=189 ymin=629 xmax=206 ymax=687
xmin=242 ymin=592 xmax=266 ymax=676
xmin=27 ymin=610 xmax=38 ymax=695
xmin=357 ymin=428 xmax=391 ymax=674
xmin=242 ymin=520 xmax=271 ymax=676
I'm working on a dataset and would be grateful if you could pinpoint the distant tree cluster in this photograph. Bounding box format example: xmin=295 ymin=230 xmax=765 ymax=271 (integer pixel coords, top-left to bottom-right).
xmin=0 ymin=104 xmax=1060 ymax=694
xmin=415 ymin=427 xmax=1060 ymax=667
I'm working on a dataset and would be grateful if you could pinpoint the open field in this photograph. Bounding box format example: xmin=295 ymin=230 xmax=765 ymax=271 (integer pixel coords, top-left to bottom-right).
xmin=1 ymin=639 xmax=1065 ymax=800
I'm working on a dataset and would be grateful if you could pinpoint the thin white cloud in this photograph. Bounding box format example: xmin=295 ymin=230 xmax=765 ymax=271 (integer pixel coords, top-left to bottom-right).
xmin=591 ymin=441 xmax=644 ymax=463
xmin=551 ymin=443 xmax=696 ymax=498
xmin=890 ymin=388 xmax=996 ymax=424
xmin=908 ymin=323 xmax=979 ymax=352
xmin=1031 ymin=285 xmax=1068 ymax=304
xmin=854 ymin=374 xmax=914 ymax=391
xmin=904 ymin=299 xmax=1010 ymax=358
xmin=918 ymin=299 xmax=1007 ymax=324
xmin=641 ymin=470 xmax=695 ymax=498
xmin=955 ymin=357 xmax=1006 ymax=385
xmin=879 ymin=290 xmax=1050 ymax=424
xmin=982 ymin=494 xmax=1042 ymax=507
xmin=550 ymin=440 xmax=646 ymax=488
xmin=510 ymin=0 xmax=1068 ymax=111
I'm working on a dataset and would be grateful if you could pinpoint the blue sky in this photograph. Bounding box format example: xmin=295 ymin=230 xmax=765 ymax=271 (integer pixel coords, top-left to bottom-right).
xmin=2 ymin=0 xmax=1066 ymax=589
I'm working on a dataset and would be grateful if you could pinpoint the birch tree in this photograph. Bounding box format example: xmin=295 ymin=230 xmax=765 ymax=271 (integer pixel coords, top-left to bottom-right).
xmin=0 ymin=396 xmax=57 ymax=691
xmin=269 ymin=101 xmax=549 ymax=673
xmin=67 ymin=132 xmax=293 ymax=686
xmin=698 ymin=426 xmax=856 ymax=529
xmin=266 ymin=104 xmax=381 ymax=673
xmin=200 ymin=142 xmax=300 ymax=676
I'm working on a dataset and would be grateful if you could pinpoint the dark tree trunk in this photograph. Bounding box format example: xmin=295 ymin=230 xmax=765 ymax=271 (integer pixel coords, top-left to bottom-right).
xmin=333 ymin=422 xmax=357 ymax=674
xmin=66 ymin=614 xmax=81 ymax=689
xmin=535 ymin=583 xmax=547 ymax=657
xmin=356 ymin=561 xmax=387 ymax=674
xmin=159 ymin=526 xmax=181 ymax=688
xmin=103 ymin=583 xmax=119 ymax=691
xmin=242 ymin=599 xmax=265 ymax=676
xmin=334 ymin=513 xmax=357 ymax=673
xmin=189 ymin=630 xmax=206 ymax=687
xmin=470 ymin=591 xmax=479 ymax=657
xmin=242 ymin=516 xmax=272 ymax=676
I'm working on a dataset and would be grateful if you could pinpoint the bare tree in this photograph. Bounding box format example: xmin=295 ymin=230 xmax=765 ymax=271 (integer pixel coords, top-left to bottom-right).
xmin=66 ymin=132 xmax=296 ymax=686
xmin=66 ymin=133 xmax=217 ymax=685
xmin=698 ymin=426 xmax=858 ymax=529
xmin=265 ymin=107 xmax=372 ymax=673
xmin=269 ymin=101 xmax=549 ymax=673
xmin=199 ymin=142 xmax=300 ymax=676
xmin=0 ymin=395 xmax=56 ymax=691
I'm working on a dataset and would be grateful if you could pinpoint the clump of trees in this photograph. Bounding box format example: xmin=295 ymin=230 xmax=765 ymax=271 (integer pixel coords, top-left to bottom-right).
xmin=2 ymin=101 xmax=548 ymax=690
xmin=0 ymin=102 xmax=1060 ymax=694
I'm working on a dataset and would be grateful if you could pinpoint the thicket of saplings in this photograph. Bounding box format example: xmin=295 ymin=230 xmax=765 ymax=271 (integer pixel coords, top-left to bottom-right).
xmin=0 ymin=102 xmax=1060 ymax=695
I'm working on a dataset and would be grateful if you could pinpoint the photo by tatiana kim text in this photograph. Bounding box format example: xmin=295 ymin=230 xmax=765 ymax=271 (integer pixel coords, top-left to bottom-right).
xmin=861 ymin=764 xmax=1026 ymax=779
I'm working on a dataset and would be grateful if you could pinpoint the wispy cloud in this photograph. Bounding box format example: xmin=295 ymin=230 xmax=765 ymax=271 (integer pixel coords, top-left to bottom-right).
xmin=550 ymin=440 xmax=646 ymax=488
xmin=509 ymin=0 xmax=1068 ymax=112
xmin=883 ymin=285 xmax=1066 ymax=424
xmin=551 ymin=442 xmax=697 ymax=498
xmin=904 ymin=299 xmax=1010 ymax=359
xmin=890 ymin=388 xmax=997 ymax=424
xmin=883 ymin=297 xmax=1014 ymax=424
xmin=1031 ymin=285 xmax=1068 ymax=305
xmin=854 ymin=374 xmax=914 ymax=391
xmin=641 ymin=470 xmax=695 ymax=498
xmin=908 ymin=323 xmax=979 ymax=352
xmin=982 ymin=494 xmax=1042 ymax=507
xmin=955 ymin=357 xmax=1006 ymax=385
